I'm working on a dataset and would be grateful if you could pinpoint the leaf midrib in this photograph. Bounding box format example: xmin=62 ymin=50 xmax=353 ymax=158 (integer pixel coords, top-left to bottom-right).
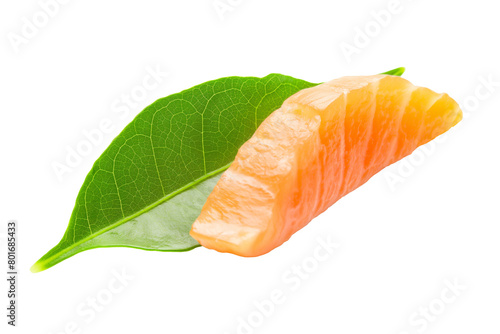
xmin=39 ymin=162 xmax=232 ymax=267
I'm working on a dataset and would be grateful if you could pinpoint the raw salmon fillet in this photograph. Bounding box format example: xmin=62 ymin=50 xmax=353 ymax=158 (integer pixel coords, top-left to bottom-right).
xmin=190 ymin=75 xmax=462 ymax=256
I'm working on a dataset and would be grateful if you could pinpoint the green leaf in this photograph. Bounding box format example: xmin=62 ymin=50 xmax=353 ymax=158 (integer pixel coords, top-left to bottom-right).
xmin=32 ymin=74 xmax=317 ymax=273
xmin=32 ymin=68 xmax=405 ymax=273
xmin=381 ymin=67 xmax=406 ymax=76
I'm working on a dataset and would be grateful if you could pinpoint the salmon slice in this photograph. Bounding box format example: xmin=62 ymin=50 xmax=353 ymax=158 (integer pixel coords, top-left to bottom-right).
xmin=190 ymin=75 xmax=462 ymax=256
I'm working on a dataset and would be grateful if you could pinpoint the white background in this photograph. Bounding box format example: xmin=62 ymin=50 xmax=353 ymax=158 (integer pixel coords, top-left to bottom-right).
xmin=1 ymin=0 xmax=499 ymax=333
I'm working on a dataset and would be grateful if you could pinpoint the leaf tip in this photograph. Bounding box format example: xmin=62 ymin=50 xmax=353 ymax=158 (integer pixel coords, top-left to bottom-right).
xmin=381 ymin=67 xmax=406 ymax=76
xmin=30 ymin=261 xmax=44 ymax=273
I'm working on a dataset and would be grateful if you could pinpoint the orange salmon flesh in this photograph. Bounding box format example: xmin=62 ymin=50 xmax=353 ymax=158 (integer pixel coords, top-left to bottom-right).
xmin=190 ymin=75 xmax=463 ymax=256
